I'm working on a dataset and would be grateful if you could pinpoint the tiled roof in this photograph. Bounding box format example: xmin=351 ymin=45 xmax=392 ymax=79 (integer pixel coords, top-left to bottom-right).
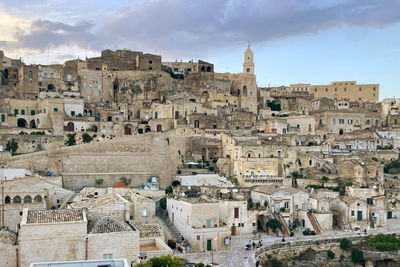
xmin=26 ymin=209 xmax=85 ymax=224
xmin=89 ymin=216 xmax=135 ymax=234
xmin=70 ymin=194 xmax=126 ymax=209
xmin=131 ymin=221 xmax=162 ymax=238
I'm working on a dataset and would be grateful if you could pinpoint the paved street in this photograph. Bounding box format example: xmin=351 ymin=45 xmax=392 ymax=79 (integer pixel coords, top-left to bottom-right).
xmin=175 ymin=218 xmax=400 ymax=267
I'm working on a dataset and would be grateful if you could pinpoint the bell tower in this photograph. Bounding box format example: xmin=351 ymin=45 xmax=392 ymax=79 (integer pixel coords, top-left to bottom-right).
xmin=243 ymin=41 xmax=254 ymax=74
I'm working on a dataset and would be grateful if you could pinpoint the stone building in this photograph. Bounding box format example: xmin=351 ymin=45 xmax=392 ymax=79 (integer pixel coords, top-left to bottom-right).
xmin=311 ymin=81 xmax=379 ymax=102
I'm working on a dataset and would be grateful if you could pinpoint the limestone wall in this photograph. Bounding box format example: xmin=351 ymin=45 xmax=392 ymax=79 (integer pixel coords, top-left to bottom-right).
xmin=88 ymin=231 xmax=140 ymax=264
xmin=6 ymin=131 xmax=189 ymax=189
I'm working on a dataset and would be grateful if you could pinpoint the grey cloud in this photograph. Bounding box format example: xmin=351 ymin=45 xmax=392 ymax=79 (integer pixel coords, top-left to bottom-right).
xmin=2 ymin=0 xmax=400 ymax=59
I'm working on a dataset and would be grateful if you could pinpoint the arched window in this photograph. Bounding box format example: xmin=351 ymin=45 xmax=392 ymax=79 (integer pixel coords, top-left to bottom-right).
xmin=5 ymin=196 xmax=11 ymax=204
xmin=13 ymin=196 xmax=21 ymax=203
xmin=243 ymin=86 xmax=248 ymax=96
xmin=34 ymin=195 xmax=42 ymax=203
xmin=206 ymin=66 xmax=211 ymax=72
xmin=200 ymin=66 xmax=205 ymax=72
xmin=30 ymin=120 xmax=36 ymax=128
xmin=24 ymin=195 xmax=32 ymax=203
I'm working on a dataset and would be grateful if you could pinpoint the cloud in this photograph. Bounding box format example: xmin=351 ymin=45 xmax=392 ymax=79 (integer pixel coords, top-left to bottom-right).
xmin=1 ymin=0 xmax=400 ymax=61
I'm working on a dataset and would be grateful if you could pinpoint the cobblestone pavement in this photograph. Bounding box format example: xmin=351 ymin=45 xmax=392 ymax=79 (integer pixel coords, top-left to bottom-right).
xmin=175 ymin=218 xmax=400 ymax=267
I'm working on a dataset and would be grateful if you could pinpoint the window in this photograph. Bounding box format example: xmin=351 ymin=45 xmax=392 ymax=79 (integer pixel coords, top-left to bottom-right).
xmin=149 ymin=60 xmax=152 ymax=64
xmin=154 ymin=112 xmax=158 ymax=119
xmin=29 ymin=71 xmax=33 ymax=79
xmin=206 ymin=220 xmax=211 ymax=228
xmin=83 ymin=83 xmax=87 ymax=88
xmin=339 ymin=119 xmax=345 ymax=124
xmin=351 ymin=210 xmax=355 ymax=216
xmin=44 ymin=73 xmax=47 ymax=78
xmin=14 ymin=109 xmax=18 ymax=116
xmin=375 ymin=119 xmax=379 ymax=125
xmin=54 ymin=108 xmax=58 ymax=112
xmin=98 ymin=84 xmax=101 ymax=90
xmin=348 ymin=119 xmax=353 ymax=124
xmin=344 ymin=88 xmax=347 ymax=92
xmin=67 ymin=74 xmax=72 ymax=81
xmin=234 ymin=207 xmax=239 ymax=219
xmin=373 ymin=87 xmax=376 ymax=91
xmin=359 ymin=87 xmax=362 ymax=91
xmin=149 ymin=67 xmax=152 ymax=70
xmin=325 ymin=88 xmax=328 ymax=92
xmin=197 ymin=235 xmax=200 ymax=240
xmin=31 ymin=110 xmax=35 ymax=115
xmin=71 ymin=111 xmax=75 ymax=116
xmin=103 ymin=254 xmax=112 ymax=260
xmin=366 ymin=198 xmax=373 ymax=205
xmin=1 ymin=114 xmax=5 ymax=122
xmin=143 ymin=210 xmax=148 ymax=217
xmin=21 ymin=109 xmax=25 ymax=115
xmin=50 ymin=73 xmax=54 ymax=78
xmin=315 ymin=88 xmax=317 ymax=92
xmin=366 ymin=119 xmax=370 ymax=125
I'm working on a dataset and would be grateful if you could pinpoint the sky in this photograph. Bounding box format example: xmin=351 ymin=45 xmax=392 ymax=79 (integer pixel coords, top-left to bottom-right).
xmin=0 ymin=0 xmax=399 ymax=99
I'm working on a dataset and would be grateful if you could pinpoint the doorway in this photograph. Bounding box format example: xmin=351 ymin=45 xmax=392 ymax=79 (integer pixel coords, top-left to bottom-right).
xmin=207 ymin=239 xmax=212 ymax=251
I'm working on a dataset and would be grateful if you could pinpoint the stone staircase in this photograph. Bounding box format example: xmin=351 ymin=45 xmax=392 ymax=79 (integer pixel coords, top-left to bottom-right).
xmin=307 ymin=212 xmax=322 ymax=235
xmin=273 ymin=213 xmax=290 ymax=237
xmin=155 ymin=199 xmax=193 ymax=252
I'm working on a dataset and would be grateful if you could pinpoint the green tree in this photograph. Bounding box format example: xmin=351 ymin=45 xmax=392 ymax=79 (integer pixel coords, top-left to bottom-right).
xmin=159 ymin=197 xmax=167 ymax=210
xmin=165 ymin=186 xmax=173 ymax=194
xmin=82 ymin=133 xmax=93 ymax=143
xmin=263 ymin=257 xmax=284 ymax=267
xmin=66 ymin=133 xmax=76 ymax=146
xmin=171 ymin=180 xmax=181 ymax=186
xmin=351 ymin=249 xmax=364 ymax=264
xmin=5 ymin=139 xmax=18 ymax=155
xmin=340 ymin=238 xmax=352 ymax=250
xmin=266 ymin=219 xmax=282 ymax=230
xmin=321 ymin=176 xmax=329 ymax=183
xmin=136 ymin=255 xmax=185 ymax=267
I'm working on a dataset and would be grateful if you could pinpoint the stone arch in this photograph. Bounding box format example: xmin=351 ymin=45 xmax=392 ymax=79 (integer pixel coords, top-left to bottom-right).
xmin=145 ymin=126 xmax=151 ymax=133
xmin=339 ymin=129 xmax=344 ymax=136
xmin=84 ymin=110 xmax=87 ymax=116
xmin=206 ymin=66 xmax=211 ymax=72
xmin=124 ymin=124 xmax=133 ymax=135
xmin=13 ymin=196 xmax=21 ymax=203
xmin=194 ymin=120 xmax=200 ymax=128
xmin=30 ymin=119 xmax=36 ymax=128
xmin=323 ymin=134 xmax=327 ymax=140
xmin=200 ymin=66 xmax=205 ymax=72
xmin=5 ymin=196 xmax=11 ymax=204
xmin=65 ymin=121 xmax=75 ymax=132
xmin=47 ymin=84 xmax=55 ymax=91
xmin=243 ymin=86 xmax=248 ymax=96
xmin=34 ymin=195 xmax=42 ymax=203
xmin=17 ymin=118 xmax=27 ymax=128
xmin=282 ymin=128 xmax=287 ymax=134
xmin=245 ymin=150 xmax=256 ymax=158
xmin=24 ymin=195 xmax=32 ymax=203
xmin=36 ymin=118 xmax=40 ymax=128
xmin=156 ymin=124 xmax=162 ymax=132
xmin=88 ymin=110 xmax=92 ymax=117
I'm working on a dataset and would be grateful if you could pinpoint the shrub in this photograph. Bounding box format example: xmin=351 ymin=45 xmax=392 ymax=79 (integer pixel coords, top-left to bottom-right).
xmin=365 ymin=233 xmax=400 ymax=251
xmin=263 ymin=257 xmax=284 ymax=267
xmin=248 ymin=201 xmax=254 ymax=209
xmin=192 ymin=172 xmax=198 ymax=175
xmin=119 ymin=176 xmax=131 ymax=186
xmin=165 ymin=186 xmax=173 ymax=194
xmin=351 ymin=249 xmax=364 ymax=264
xmin=280 ymin=207 xmax=286 ymax=212
xmin=82 ymin=133 xmax=93 ymax=143
xmin=208 ymin=166 xmax=215 ymax=172
xmin=303 ymin=228 xmax=311 ymax=236
xmin=256 ymin=202 xmax=261 ymax=209
xmin=95 ymin=179 xmax=104 ymax=186
xmin=177 ymin=169 xmax=182 ymax=174
xmin=290 ymin=231 xmax=294 ymax=237
xmin=340 ymin=238 xmax=352 ymax=250
xmin=327 ymin=250 xmax=335 ymax=259
xmin=310 ymin=231 xmax=316 ymax=235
